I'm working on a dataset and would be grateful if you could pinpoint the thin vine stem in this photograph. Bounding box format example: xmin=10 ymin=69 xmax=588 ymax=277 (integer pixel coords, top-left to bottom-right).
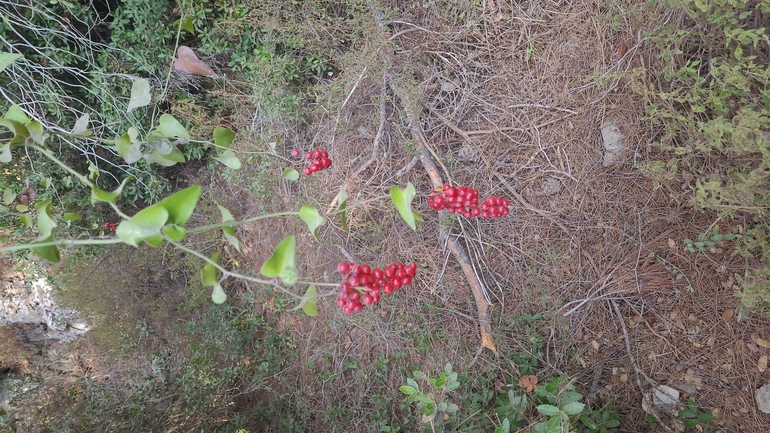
xmin=186 ymin=211 xmax=299 ymax=233
xmin=0 ymin=237 xmax=122 ymax=253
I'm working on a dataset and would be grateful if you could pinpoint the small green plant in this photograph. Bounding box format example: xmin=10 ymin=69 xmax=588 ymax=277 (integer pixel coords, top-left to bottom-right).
xmin=400 ymin=363 xmax=460 ymax=430
xmin=684 ymin=226 xmax=738 ymax=253
xmin=678 ymin=398 xmax=714 ymax=431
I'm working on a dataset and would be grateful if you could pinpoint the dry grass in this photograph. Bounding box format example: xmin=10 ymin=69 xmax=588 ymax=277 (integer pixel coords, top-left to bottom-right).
xmin=221 ymin=0 xmax=770 ymax=431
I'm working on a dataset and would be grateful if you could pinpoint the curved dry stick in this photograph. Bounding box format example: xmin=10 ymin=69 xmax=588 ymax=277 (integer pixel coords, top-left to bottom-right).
xmin=367 ymin=2 xmax=495 ymax=351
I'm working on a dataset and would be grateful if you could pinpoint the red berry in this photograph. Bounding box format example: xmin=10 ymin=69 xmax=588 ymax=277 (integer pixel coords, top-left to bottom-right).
xmin=363 ymin=295 xmax=374 ymax=305
xmin=406 ymin=263 xmax=417 ymax=277
xmin=373 ymin=269 xmax=384 ymax=279
xmin=305 ymin=151 xmax=313 ymax=160
xmin=384 ymin=268 xmax=394 ymax=278
xmin=322 ymin=158 xmax=332 ymax=168
xmin=313 ymin=150 xmax=322 ymax=160
xmin=304 ymin=167 xmax=313 ymax=176
xmin=350 ymin=291 xmax=360 ymax=301
xmin=360 ymin=264 xmax=371 ymax=274
xmin=383 ymin=284 xmax=394 ymax=294
xmin=353 ymin=304 xmax=363 ymax=313
xmin=337 ymin=298 xmax=346 ymax=307
xmin=320 ymin=150 xmax=329 ymax=159
xmin=401 ymin=277 xmax=412 ymax=286
xmin=338 ymin=262 xmax=351 ymax=274
xmin=291 ymin=149 xmax=301 ymax=158
xmin=392 ymin=279 xmax=402 ymax=289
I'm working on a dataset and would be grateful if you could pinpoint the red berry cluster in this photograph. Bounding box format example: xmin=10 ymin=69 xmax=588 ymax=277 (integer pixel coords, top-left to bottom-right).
xmin=336 ymin=262 xmax=417 ymax=314
xmin=427 ymin=184 xmax=510 ymax=219
xmin=303 ymin=150 xmax=332 ymax=175
xmin=481 ymin=196 xmax=510 ymax=218
xmin=104 ymin=222 xmax=118 ymax=232
xmin=427 ymin=184 xmax=481 ymax=218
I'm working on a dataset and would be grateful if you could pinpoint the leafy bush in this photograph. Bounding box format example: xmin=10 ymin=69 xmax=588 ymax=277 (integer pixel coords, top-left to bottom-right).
xmin=634 ymin=0 xmax=770 ymax=311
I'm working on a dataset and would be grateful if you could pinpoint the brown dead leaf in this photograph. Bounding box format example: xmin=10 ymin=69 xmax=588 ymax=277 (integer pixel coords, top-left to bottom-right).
xmin=518 ymin=375 xmax=538 ymax=392
xmin=759 ymin=355 xmax=768 ymax=372
xmin=174 ymin=46 xmax=216 ymax=77
xmin=722 ymin=308 xmax=734 ymax=322
xmin=668 ymin=238 xmax=676 ymax=249
xmin=591 ymin=340 xmax=600 ymax=351
xmin=721 ymin=275 xmax=734 ymax=289
xmin=752 ymin=332 xmax=770 ymax=349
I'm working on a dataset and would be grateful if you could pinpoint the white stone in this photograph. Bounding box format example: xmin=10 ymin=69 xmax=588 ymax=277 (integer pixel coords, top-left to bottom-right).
xmin=601 ymin=120 xmax=626 ymax=167
xmin=756 ymin=381 xmax=770 ymax=414
xmin=653 ymin=385 xmax=680 ymax=415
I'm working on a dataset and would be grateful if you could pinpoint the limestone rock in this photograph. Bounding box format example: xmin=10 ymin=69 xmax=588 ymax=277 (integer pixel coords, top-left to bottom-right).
xmin=756 ymin=381 xmax=770 ymax=413
xmin=601 ymin=120 xmax=626 ymax=167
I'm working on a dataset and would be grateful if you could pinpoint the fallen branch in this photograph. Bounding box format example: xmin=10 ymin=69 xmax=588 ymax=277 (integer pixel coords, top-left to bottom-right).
xmin=369 ymin=3 xmax=496 ymax=351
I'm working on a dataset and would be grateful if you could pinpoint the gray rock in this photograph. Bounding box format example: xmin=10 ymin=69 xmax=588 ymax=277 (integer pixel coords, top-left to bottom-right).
xmin=756 ymin=381 xmax=770 ymax=414
xmin=653 ymin=385 xmax=680 ymax=415
xmin=601 ymin=120 xmax=626 ymax=167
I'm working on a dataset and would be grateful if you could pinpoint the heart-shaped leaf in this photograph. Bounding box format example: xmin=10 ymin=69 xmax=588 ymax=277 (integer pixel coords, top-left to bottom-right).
xmin=31 ymin=235 xmax=60 ymax=263
xmin=3 ymin=105 xmax=30 ymax=124
xmin=158 ymin=114 xmax=189 ymax=138
xmin=299 ymin=205 xmax=325 ymax=240
xmin=116 ymin=205 xmax=169 ymax=247
xmin=0 ymin=118 xmax=29 ymax=142
xmin=0 ymin=142 xmax=10 ymax=163
xmin=390 ymin=182 xmax=417 ymax=230
xmin=0 ymin=53 xmax=22 ymax=73
xmin=90 ymin=176 xmax=132 ymax=205
xmin=0 ymin=205 xmax=9 ymax=214
xmin=63 ymin=213 xmax=82 ymax=222
xmin=147 ymin=130 xmax=174 ymax=154
xmin=115 ymin=131 xmax=143 ymax=163
xmin=211 ymin=283 xmax=226 ymax=304
xmin=217 ymin=205 xmax=240 ymax=252
xmin=213 ymin=127 xmax=234 ymax=149
xmin=145 ymin=147 xmax=185 ymax=166
xmin=25 ymin=121 xmax=46 ymax=145
xmin=279 ymin=167 xmax=299 ymax=181
xmin=338 ymin=186 xmax=348 ymax=233
xmin=173 ymin=16 xmax=195 ymax=34
xmin=201 ymin=252 xmax=221 ymax=286
xmin=291 ymin=285 xmax=318 ymax=317
xmin=3 ymin=189 xmax=16 ymax=205
xmin=19 ymin=214 xmax=33 ymax=227
xmin=260 ymin=235 xmax=297 ymax=285
xmin=214 ymin=150 xmax=241 ymax=169
xmin=162 ymin=224 xmax=187 ymax=241
xmin=71 ymin=113 xmax=92 ymax=136
xmin=16 ymin=204 xmax=28 ymax=213
xmin=35 ymin=200 xmax=57 ymax=238
xmin=127 ymin=78 xmax=151 ymax=113
xmin=155 ymin=185 xmax=201 ymax=226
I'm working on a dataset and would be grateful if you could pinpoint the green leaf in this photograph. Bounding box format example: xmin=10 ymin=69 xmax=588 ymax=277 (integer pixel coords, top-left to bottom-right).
xmin=63 ymin=213 xmax=82 ymax=222
xmin=214 ymin=150 xmax=241 ymax=169
xmin=399 ymin=386 xmax=417 ymax=395
xmin=684 ymin=419 xmax=697 ymax=428
xmin=412 ymin=371 xmax=426 ymax=380
xmin=3 ymin=189 xmax=16 ymax=205
xmin=127 ymin=79 xmax=151 ymax=113
xmin=561 ymin=402 xmax=585 ymax=415
xmin=0 ymin=118 xmax=29 ymax=143
xmin=0 ymin=142 xmax=10 ymax=163
xmin=39 ymin=177 xmax=51 ymax=190
xmin=537 ymin=404 xmax=561 ymax=416
xmin=544 ymin=414 xmax=561 ymax=433
xmin=0 ymin=53 xmax=22 ymax=73
xmin=260 ymin=235 xmax=297 ymax=285
xmin=338 ymin=186 xmax=348 ymax=233
xmin=698 ymin=412 xmax=714 ymax=423
xmin=162 ymin=224 xmax=187 ymax=241
xmin=115 ymin=205 xmax=169 ymax=247
xmin=679 ymin=410 xmax=696 ymax=419
xmin=390 ymin=182 xmax=417 ymax=230
xmin=213 ymin=126 xmax=234 ymax=149
xmin=90 ymin=176 xmax=132 ymax=205
xmin=3 ymin=105 xmax=30 ymax=124
xmin=296 ymin=285 xmax=318 ymax=317
xmin=211 ymin=284 xmax=226 ymax=304
xmin=158 ymin=113 xmax=189 ymax=138
xmin=25 ymin=121 xmax=46 ymax=145
xmin=279 ymin=167 xmax=299 ymax=181
xmin=71 ymin=113 xmax=91 ymax=136
xmin=35 ymin=200 xmax=56 ymax=238
xmin=115 ymin=131 xmax=143 ymax=163
xmin=579 ymin=414 xmax=597 ymax=429
xmin=31 ymin=236 xmax=60 ymax=263
xmin=605 ymin=420 xmax=620 ymax=428
xmin=445 ymin=402 xmax=459 ymax=414
xmin=19 ymin=214 xmax=33 ymax=227
xmin=0 ymin=205 xmax=9 ymax=214
xmin=146 ymin=147 xmax=185 ymax=166
xmin=201 ymin=252 xmax=221 ymax=286
xmin=217 ymin=205 xmax=240 ymax=252
xmin=16 ymin=204 xmax=28 ymax=213
xmin=147 ymin=130 xmax=174 ymax=154
xmin=299 ymin=205 xmax=325 ymax=240
xmin=407 ymin=378 xmax=419 ymax=390
xmin=155 ymin=185 xmax=200 ymax=226
xmin=174 ymin=15 xmax=195 ymax=34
